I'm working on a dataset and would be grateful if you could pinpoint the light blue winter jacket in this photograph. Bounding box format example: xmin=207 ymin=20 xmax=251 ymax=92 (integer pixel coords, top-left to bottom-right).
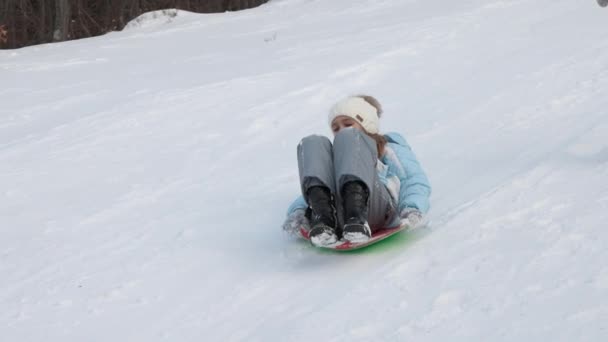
xmin=287 ymin=132 xmax=431 ymax=216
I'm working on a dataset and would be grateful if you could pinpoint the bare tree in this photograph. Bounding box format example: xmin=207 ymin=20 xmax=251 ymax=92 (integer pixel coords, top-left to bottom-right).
xmin=53 ymin=0 xmax=71 ymax=41
xmin=0 ymin=25 xmax=7 ymax=44
xmin=0 ymin=0 xmax=270 ymax=49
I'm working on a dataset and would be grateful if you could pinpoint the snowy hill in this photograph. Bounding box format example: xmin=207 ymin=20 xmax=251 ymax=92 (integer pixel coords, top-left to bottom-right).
xmin=1 ymin=0 xmax=607 ymax=340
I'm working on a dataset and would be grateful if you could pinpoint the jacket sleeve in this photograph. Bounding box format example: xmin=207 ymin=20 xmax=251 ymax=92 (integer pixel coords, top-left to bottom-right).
xmin=385 ymin=132 xmax=432 ymax=214
xmin=286 ymin=195 xmax=307 ymax=216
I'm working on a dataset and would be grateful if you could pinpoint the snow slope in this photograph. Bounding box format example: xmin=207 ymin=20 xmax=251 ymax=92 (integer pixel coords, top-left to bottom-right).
xmin=1 ymin=0 xmax=608 ymax=340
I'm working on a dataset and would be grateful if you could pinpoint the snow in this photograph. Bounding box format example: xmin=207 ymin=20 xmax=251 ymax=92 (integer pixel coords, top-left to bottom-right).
xmin=1 ymin=0 xmax=608 ymax=340
xmin=123 ymin=9 xmax=181 ymax=31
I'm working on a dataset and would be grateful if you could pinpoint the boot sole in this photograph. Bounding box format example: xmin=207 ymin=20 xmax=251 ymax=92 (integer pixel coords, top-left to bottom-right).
xmin=342 ymin=223 xmax=371 ymax=243
xmin=309 ymin=224 xmax=338 ymax=247
xmin=343 ymin=231 xmax=370 ymax=244
xmin=310 ymin=230 xmax=339 ymax=247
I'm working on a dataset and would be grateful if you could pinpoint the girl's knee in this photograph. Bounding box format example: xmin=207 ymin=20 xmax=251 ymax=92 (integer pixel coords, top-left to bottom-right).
xmin=334 ymin=127 xmax=365 ymax=141
xmin=300 ymin=134 xmax=331 ymax=146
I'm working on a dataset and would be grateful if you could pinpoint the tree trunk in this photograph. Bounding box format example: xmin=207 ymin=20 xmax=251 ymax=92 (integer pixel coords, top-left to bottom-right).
xmin=53 ymin=0 xmax=71 ymax=41
xmin=0 ymin=0 xmax=14 ymax=48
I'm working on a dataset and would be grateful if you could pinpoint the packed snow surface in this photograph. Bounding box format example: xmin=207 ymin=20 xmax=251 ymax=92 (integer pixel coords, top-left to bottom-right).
xmin=1 ymin=0 xmax=607 ymax=340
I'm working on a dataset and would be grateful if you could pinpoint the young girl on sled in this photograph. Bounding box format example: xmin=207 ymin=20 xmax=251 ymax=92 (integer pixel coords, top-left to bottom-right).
xmin=282 ymin=95 xmax=432 ymax=247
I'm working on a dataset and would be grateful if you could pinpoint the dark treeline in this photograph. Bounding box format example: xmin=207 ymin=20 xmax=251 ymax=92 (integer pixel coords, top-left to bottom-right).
xmin=0 ymin=0 xmax=269 ymax=49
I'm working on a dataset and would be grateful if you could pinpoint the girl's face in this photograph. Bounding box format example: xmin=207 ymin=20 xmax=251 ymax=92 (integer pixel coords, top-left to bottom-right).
xmin=331 ymin=116 xmax=364 ymax=135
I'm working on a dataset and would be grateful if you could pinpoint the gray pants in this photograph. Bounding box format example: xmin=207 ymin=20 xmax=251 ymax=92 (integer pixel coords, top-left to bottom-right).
xmin=297 ymin=128 xmax=397 ymax=231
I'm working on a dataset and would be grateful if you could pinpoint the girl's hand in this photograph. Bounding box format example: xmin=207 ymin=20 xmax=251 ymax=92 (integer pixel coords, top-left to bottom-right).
xmin=400 ymin=208 xmax=423 ymax=229
xmin=282 ymin=209 xmax=310 ymax=236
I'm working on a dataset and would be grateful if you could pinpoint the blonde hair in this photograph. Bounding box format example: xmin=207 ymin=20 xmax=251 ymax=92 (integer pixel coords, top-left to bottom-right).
xmin=355 ymin=95 xmax=387 ymax=157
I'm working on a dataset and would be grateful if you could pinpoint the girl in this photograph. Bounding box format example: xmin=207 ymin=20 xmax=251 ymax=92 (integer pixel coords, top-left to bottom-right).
xmin=282 ymin=95 xmax=432 ymax=247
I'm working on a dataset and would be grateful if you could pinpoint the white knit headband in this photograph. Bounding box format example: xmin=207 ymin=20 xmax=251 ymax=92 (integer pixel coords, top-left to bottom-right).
xmin=328 ymin=97 xmax=379 ymax=134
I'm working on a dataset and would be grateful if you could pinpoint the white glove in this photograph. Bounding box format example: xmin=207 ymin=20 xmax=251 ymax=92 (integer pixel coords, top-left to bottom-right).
xmin=400 ymin=208 xmax=423 ymax=229
xmin=282 ymin=209 xmax=310 ymax=236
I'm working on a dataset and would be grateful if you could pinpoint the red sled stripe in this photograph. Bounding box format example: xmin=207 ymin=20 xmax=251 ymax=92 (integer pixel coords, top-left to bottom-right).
xmin=299 ymin=224 xmax=406 ymax=250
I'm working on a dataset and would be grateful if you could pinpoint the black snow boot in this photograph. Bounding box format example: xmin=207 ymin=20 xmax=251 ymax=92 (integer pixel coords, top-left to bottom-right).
xmin=306 ymin=186 xmax=338 ymax=246
xmin=341 ymin=181 xmax=371 ymax=243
